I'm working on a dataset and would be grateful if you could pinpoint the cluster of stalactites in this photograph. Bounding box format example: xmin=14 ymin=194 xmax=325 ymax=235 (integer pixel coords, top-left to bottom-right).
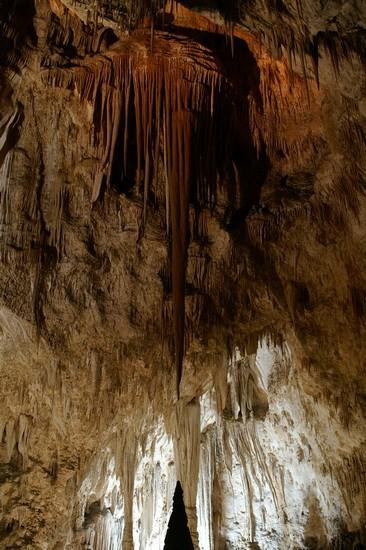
xmin=45 ymin=40 xmax=230 ymax=396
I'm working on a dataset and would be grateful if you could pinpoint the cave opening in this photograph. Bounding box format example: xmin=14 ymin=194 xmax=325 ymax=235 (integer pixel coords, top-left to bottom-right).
xmin=164 ymin=481 xmax=194 ymax=550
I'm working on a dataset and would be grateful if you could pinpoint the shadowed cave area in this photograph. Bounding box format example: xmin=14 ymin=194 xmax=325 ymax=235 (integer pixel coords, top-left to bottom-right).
xmin=0 ymin=0 xmax=366 ymax=549
xmin=164 ymin=482 xmax=194 ymax=550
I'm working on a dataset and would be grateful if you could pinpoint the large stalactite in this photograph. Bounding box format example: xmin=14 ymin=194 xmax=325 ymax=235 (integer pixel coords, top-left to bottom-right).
xmin=41 ymin=10 xmax=261 ymax=393
xmin=41 ymin=0 xmax=323 ymax=394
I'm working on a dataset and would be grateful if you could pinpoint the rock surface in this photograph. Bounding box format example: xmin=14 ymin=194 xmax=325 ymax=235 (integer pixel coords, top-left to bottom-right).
xmin=0 ymin=0 xmax=366 ymax=548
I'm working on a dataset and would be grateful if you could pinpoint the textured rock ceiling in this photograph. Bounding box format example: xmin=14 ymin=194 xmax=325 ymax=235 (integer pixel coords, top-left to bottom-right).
xmin=0 ymin=0 xmax=366 ymax=548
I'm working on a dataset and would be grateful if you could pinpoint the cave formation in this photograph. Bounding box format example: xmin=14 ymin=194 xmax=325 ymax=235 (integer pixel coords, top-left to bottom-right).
xmin=0 ymin=0 xmax=366 ymax=548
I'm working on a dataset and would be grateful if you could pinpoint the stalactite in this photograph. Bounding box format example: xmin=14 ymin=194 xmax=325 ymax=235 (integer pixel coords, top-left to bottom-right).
xmin=44 ymin=29 xmax=235 ymax=396
xmin=197 ymin=422 xmax=216 ymax=550
xmin=330 ymin=447 xmax=366 ymax=517
xmin=0 ymin=151 xmax=13 ymax=261
xmin=5 ymin=418 xmax=16 ymax=463
xmin=37 ymin=0 xmax=335 ymax=401
xmin=76 ymin=449 xmax=124 ymax=549
xmin=166 ymin=398 xmax=201 ymax=548
xmin=248 ymin=54 xmax=318 ymax=163
xmin=46 ymin=0 xmax=118 ymax=61
xmin=115 ymin=427 xmax=138 ymax=550
xmin=0 ymin=103 xmax=23 ymax=170
xmin=221 ymin=348 xmax=284 ymax=542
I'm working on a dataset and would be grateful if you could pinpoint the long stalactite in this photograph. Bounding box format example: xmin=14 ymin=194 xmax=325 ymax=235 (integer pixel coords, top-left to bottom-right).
xmin=40 ymin=0 xmax=328 ymax=397
xmin=44 ymin=27 xmax=235 ymax=395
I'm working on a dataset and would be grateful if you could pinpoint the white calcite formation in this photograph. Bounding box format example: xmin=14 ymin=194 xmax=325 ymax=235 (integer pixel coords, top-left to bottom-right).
xmin=25 ymin=339 xmax=364 ymax=549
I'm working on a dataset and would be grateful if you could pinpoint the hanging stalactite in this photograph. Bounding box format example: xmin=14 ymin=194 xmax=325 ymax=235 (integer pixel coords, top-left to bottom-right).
xmin=43 ymin=26 xmax=239 ymax=396
xmin=40 ymin=0 xmax=326 ymax=398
